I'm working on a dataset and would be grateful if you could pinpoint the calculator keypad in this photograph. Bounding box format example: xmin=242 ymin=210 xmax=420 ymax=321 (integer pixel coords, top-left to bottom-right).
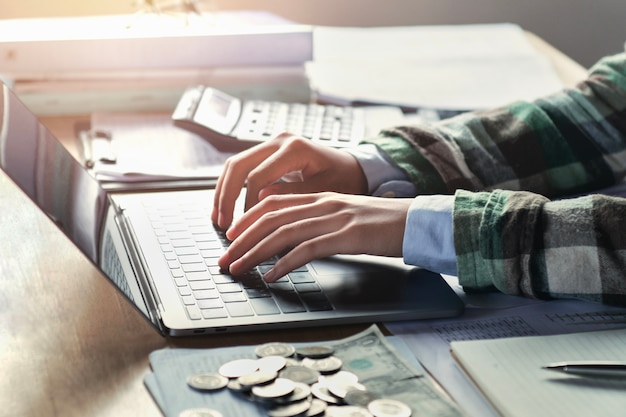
xmin=234 ymin=101 xmax=365 ymax=147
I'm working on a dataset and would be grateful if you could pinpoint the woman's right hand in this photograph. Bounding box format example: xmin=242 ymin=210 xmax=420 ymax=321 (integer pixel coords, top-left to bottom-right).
xmin=211 ymin=133 xmax=369 ymax=230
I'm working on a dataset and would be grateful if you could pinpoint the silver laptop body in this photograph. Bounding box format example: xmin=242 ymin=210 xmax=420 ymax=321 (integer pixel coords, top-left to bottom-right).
xmin=0 ymin=82 xmax=464 ymax=336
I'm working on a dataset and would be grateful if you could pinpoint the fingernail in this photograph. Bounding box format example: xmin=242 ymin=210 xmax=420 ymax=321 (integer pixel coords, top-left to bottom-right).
xmin=263 ymin=268 xmax=277 ymax=283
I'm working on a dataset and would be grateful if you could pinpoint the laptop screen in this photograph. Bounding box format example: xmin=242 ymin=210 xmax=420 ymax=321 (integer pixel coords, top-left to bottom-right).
xmin=0 ymin=84 xmax=108 ymax=264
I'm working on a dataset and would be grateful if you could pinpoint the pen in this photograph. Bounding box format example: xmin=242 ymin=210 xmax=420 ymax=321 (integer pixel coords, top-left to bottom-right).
xmin=543 ymin=361 xmax=626 ymax=378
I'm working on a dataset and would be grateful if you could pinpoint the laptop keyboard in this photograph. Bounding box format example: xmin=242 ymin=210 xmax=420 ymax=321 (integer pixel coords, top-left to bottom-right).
xmin=144 ymin=200 xmax=334 ymax=321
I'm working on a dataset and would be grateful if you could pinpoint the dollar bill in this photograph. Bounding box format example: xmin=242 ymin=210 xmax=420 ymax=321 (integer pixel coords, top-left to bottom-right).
xmin=327 ymin=325 xmax=465 ymax=417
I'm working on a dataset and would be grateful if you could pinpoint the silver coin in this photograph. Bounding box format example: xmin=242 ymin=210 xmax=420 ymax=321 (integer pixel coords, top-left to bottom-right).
xmin=268 ymin=399 xmax=312 ymax=417
xmin=301 ymin=356 xmax=343 ymax=374
xmin=310 ymin=382 xmax=342 ymax=404
xmin=274 ymin=381 xmax=312 ymax=404
xmin=304 ymin=399 xmax=327 ymax=417
xmin=325 ymin=405 xmax=373 ymax=417
xmin=344 ymin=389 xmax=380 ymax=407
xmin=327 ymin=382 xmax=367 ymax=399
xmin=218 ymin=358 xmax=259 ymax=378
xmin=186 ymin=372 xmax=228 ymax=391
xmin=226 ymin=379 xmax=247 ymax=392
xmin=178 ymin=408 xmax=224 ymax=417
xmin=237 ymin=370 xmax=278 ymax=388
xmin=279 ymin=365 xmax=321 ymax=385
xmin=252 ymin=377 xmax=296 ymax=400
xmin=367 ymin=398 xmax=412 ymax=417
xmin=255 ymin=342 xmax=297 ymax=358
xmin=296 ymin=345 xmax=335 ymax=359
xmin=258 ymin=355 xmax=288 ymax=373
xmin=319 ymin=371 xmax=359 ymax=387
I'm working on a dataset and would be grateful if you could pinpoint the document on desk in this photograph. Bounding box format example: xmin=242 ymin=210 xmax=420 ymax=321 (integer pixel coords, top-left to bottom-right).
xmin=450 ymin=328 xmax=626 ymax=417
xmin=308 ymin=23 xmax=565 ymax=110
xmin=386 ymin=297 xmax=626 ymax=417
xmin=83 ymin=112 xmax=229 ymax=183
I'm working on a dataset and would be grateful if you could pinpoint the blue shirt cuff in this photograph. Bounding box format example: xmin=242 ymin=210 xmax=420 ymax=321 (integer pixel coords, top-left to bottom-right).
xmin=403 ymin=195 xmax=458 ymax=275
xmin=345 ymin=144 xmax=410 ymax=195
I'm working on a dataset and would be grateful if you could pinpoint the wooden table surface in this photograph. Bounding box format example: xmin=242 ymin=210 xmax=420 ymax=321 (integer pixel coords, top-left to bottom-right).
xmin=0 ymin=32 xmax=587 ymax=417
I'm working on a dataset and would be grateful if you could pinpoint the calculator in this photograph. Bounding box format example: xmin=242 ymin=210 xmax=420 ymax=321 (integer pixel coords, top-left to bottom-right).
xmin=171 ymin=85 xmax=407 ymax=152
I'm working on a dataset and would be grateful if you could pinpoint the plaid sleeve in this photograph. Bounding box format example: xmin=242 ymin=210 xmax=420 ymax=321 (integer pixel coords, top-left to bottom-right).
xmin=366 ymin=53 xmax=626 ymax=304
xmin=367 ymin=52 xmax=626 ymax=197
xmin=454 ymin=189 xmax=626 ymax=306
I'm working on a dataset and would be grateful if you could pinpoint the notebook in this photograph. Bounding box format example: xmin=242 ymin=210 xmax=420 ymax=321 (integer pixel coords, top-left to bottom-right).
xmin=0 ymin=82 xmax=464 ymax=336
xmin=450 ymin=328 xmax=626 ymax=417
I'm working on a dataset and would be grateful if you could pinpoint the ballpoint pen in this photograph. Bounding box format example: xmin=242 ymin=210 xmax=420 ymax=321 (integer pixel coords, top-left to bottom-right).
xmin=543 ymin=361 xmax=626 ymax=378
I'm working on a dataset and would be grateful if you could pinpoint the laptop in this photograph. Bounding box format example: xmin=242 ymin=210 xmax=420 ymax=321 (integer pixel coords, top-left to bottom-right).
xmin=0 ymin=82 xmax=464 ymax=336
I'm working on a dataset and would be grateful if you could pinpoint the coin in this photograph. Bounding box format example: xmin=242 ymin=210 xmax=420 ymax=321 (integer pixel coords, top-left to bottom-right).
xmin=367 ymin=398 xmax=412 ymax=417
xmin=186 ymin=372 xmax=228 ymax=391
xmin=178 ymin=408 xmax=224 ymax=417
xmin=296 ymin=345 xmax=335 ymax=359
xmin=301 ymin=356 xmax=343 ymax=374
xmin=251 ymin=377 xmax=296 ymax=400
xmin=319 ymin=371 xmax=359 ymax=387
xmin=327 ymin=382 xmax=366 ymax=399
xmin=218 ymin=358 xmax=259 ymax=378
xmin=279 ymin=365 xmax=321 ymax=385
xmin=274 ymin=381 xmax=312 ymax=404
xmin=325 ymin=405 xmax=373 ymax=417
xmin=258 ymin=355 xmax=288 ymax=373
xmin=310 ymin=382 xmax=342 ymax=405
xmin=255 ymin=342 xmax=297 ymax=358
xmin=304 ymin=398 xmax=327 ymax=417
xmin=343 ymin=389 xmax=380 ymax=407
xmin=268 ymin=399 xmax=312 ymax=417
xmin=237 ymin=370 xmax=278 ymax=388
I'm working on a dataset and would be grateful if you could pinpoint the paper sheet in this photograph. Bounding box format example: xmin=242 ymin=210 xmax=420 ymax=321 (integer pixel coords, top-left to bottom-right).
xmin=85 ymin=112 xmax=230 ymax=183
xmin=386 ymin=298 xmax=626 ymax=417
xmin=308 ymin=23 xmax=565 ymax=110
xmin=451 ymin=328 xmax=626 ymax=417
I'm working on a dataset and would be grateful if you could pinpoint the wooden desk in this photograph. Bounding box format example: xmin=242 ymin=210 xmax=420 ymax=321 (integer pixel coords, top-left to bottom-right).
xmin=0 ymin=34 xmax=587 ymax=417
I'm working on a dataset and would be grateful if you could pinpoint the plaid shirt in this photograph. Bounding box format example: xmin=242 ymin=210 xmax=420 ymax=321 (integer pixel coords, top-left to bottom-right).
xmin=369 ymin=52 xmax=626 ymax=305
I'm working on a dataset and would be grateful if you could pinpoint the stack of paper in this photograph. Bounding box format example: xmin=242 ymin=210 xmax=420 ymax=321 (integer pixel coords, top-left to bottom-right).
xmin=308 ymin=23 xmax=565 ymax=110
xmin=1 ymin=10 xmax=312 ymax=114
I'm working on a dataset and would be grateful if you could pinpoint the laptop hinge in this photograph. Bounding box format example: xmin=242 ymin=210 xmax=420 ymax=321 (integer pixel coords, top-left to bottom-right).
xmin=114 ymin=207 xmax=166 ymax=333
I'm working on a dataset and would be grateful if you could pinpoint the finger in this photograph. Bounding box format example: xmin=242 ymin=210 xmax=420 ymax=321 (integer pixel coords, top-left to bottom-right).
xmin=212 ymin=143 xmax=279 ymax=228
xmin=244 ymin=137 xmax=327 ymax=209
xmin=264 ymin=230 xmax=346 ymax=282
xmin=226 ymin=193 xmax=322 ymax=241
xmin=226 ymin=214 xmax=341 ymax=277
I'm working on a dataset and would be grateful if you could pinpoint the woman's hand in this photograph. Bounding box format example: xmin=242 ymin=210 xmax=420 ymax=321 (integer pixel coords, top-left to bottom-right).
xmin=211 ymin=133 xmax=368 ymax=230
xmin=218 ymin=192 xmax=413 ymax=282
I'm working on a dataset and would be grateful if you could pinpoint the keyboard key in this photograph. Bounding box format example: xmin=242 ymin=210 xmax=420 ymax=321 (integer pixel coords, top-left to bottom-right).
xmin=189 ymin=281 xmax=214 ymax=290
xmin=186 ymin=305 xmax=202 ymax=320
xmin=293 ymin=283 xmax=322 ymax=293
xmin=197 ymin=299 xmax=223 ymax=309
xmin=181 ymin=263 xmax=207 ymax=273
xmin=194 ymin=289 xmax=219 ymax=299
xmin=202 ymin=308 xmax=228 ymax=320
xmin=221 ymin=293 xmax=247 ymax=303
xmin=250 ymin=298 xmax=280 ymax=316
xmin=178 ymin=254 xmax=204 ymax=264
xmin=225 ymin=302 xmax=255 ymax=317
xmin=216 ymin=283 xmax=242 ymax=293
xmin=288 ymin=272 xmax=315 ymax=284
xmin=274 ymin=292 xmax=306 ymax=313
xmin=186 ymin=272 xmax=210 ymax=281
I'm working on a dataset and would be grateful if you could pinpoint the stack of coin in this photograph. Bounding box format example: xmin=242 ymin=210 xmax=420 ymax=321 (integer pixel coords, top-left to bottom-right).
xmin=182 ymin=341 xmax=412 ymax=417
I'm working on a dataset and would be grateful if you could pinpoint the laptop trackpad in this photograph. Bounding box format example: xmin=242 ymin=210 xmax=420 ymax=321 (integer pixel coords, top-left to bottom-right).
xmin=310 ymin=256 xmax=454 ymax=309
